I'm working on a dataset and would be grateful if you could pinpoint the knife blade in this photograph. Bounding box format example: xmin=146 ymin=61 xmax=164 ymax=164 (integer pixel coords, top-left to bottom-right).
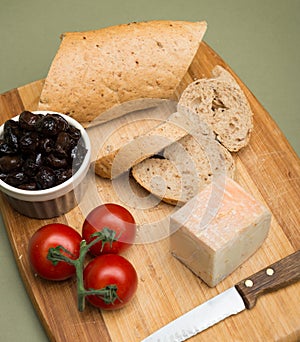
xmin=142 ymin=250 xmax=300 ymax=342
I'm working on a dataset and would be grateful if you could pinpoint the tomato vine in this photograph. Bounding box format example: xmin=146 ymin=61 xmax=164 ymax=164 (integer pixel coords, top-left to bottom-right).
xmin=47 ymin=230 xmax=119 ymax=311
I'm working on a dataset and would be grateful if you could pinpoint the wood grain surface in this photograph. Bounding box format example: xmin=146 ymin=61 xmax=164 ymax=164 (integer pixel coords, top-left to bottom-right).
xmin=0 ymin=42 xmax=299 ymax=342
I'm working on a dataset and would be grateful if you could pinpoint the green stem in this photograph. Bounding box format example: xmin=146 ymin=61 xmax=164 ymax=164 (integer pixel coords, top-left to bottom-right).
xmin=76 ymin=240 xmax=88 ymax=312
xmin=47 ymin=230 xmax=119 ymax=312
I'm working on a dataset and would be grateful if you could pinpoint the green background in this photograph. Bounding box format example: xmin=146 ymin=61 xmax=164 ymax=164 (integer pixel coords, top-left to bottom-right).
xmin=0 ymin=0 xmax=299 ymax=341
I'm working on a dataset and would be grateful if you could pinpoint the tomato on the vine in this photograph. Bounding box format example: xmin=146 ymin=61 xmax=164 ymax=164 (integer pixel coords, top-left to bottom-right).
xmin=28 ymin=223 xmax=82 ymax=281
xmin=83 ymin=254 xmax=138 ymax=310
xmin=82 ymin=203 xmax=136 ymax=256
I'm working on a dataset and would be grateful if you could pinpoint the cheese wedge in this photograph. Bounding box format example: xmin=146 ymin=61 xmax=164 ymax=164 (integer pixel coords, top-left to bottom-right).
xmin=170 ymin=177 xmax=271 ymax=287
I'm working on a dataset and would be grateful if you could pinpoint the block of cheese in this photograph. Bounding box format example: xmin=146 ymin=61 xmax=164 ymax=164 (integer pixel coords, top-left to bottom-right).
xmin=170 ymin=177 xmax=271 ymax=287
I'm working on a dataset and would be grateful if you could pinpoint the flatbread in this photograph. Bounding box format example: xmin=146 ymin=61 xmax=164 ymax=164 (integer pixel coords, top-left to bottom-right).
xmin=38 ymin=20 xmax=207 ymax=127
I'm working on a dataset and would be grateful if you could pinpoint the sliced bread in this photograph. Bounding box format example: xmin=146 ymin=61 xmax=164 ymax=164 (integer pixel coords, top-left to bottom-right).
xmin=132 ymin=134 xmax=235 ymax=206
xmin=38 ymin=20 xmax=207 ymax=127
xmin=178 ymin=65 xmax=253 ymax=152
xmin=94 ymin=110 xmax=208 ymax=179
xmin=132 ymin=158 xmax=187 ymax=206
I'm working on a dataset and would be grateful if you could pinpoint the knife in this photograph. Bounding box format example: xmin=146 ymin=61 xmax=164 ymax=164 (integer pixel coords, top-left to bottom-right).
xmin=142 ymin=250 xmax=300 ymax=342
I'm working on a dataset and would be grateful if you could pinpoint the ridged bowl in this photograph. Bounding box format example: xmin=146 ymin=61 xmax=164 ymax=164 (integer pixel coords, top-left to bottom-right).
xmin=0 ymin=111 xmax=91 ymax=219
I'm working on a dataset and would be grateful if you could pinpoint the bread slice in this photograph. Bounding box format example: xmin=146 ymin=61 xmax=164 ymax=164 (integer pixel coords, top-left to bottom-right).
xmin=132 ymin=158 xmax=185 ymax=206
xmin=132 ymin=135 xmax=235 ymax=206
xmin=178 ymin=65 xmax=253 ymax=152
xmin=38 ymin=20 xmax=207 ymax=127
xmin=94 ymin=111 xmax=199 ymax=179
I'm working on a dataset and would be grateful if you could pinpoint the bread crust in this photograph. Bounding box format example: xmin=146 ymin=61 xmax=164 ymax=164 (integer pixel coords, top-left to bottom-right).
xmin=94 ymin=111 xmax=197 ymax=179
xmin=38 ymin=20 xmax=207 ymax=127
xmin=178 ymin=66 xmax=253 ymax=152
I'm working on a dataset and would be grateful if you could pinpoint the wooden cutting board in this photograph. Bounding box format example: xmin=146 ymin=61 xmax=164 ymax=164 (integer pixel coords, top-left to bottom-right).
xmin=0 ymin=41 xmax=299 ymax=342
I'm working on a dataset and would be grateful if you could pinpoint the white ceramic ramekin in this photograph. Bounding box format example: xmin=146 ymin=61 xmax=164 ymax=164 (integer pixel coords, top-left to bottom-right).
xmin=0 ymin=111 xmax=91 ymax=219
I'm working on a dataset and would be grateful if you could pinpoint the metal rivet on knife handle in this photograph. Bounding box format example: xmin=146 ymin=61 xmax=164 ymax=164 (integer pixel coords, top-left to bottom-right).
xmin=244 ymin=279 xmax=254 ymax=287
xmin=266 ymin=268 xmax=275 ymax=276
xmin=235 ymin=250 xmax=300 ymax=309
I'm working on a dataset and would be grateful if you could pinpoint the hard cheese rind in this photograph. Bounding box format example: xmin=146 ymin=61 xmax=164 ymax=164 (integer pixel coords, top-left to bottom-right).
xmin=170 ymin=177 xmax=271 ymax=287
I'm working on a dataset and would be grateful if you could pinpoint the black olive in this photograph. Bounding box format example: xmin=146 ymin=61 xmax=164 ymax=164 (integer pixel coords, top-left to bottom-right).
xmin=51 ymin=114 xmax=69 ymax=132
xmin=0 ymin=139 xmax=17 ymax=155
xmin=0 ymin=155 xmax=23 ymax=173
xmin=19 ymin=131 xmax=39 ymax=153
xmin=3 ymin=120 xmax=20 ymax=150
xmin=23 ymin=156 xmax=40 ymax=177
xmin=39 ymin=137 xmax=54 ymax=154
xmin=67 ymin=125 xmax=81 ymax=142
xmin=36 ymin=114 xmax=69 ymax=136
xmin=54 ymin=168 xmax=73 ymax=185
xmin=46 ymin=153 xmax=68 ymax=169
xmin=35 ymin=115 xmax=57 ymax=136
xmin=5 ymin=171 xmax=28 ymax=187
xmin=55 ymin=132 xmax=73 ymax=157
xmin=19 ymin=111 xmax=41 ymax=131
xmin=35 ymin=167 xmax=56 ymax=189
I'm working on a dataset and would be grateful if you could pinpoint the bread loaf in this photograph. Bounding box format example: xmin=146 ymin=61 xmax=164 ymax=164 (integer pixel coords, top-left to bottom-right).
xmin=178 ymin=65 xmax=253 ymax=152
xmin=38 ymin=20 xmax=207 ymax=127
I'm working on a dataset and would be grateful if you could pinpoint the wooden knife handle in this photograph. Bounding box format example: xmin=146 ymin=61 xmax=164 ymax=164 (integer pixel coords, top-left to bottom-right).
xmin=235 ymin=250 xmax=300 ymax=309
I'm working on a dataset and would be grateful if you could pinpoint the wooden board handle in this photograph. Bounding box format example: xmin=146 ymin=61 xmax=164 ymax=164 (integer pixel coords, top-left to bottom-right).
xmin=235 ymin=250 xmax=300 ymax=309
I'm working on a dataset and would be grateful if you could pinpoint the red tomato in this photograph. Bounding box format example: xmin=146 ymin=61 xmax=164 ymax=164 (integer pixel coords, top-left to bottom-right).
xmin=28 ymin=223 xmax=82 ymax=281
xmin=83 ymin=254 xmax=138 ymax=310
xmin=82 ymin=203 xmax=136 ymax=256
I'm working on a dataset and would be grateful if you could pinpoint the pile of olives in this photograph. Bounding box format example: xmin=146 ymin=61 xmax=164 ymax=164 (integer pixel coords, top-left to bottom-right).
xmin=0 ymin=111 xmax=87 ymax=190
